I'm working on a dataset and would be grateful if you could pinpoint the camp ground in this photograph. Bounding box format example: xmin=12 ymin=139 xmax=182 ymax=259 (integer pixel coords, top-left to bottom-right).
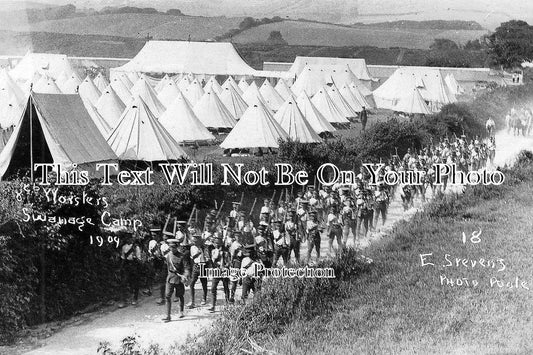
xmin=0 ymin=40 xmax=510 ymax=176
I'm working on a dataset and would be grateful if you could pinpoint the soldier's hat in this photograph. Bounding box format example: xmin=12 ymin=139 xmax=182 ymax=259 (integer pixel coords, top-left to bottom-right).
xmin=232 ymin=201 xmax=241 ymax=206
xmin=167 ymin=238 xmax=179 ymax=245
xmin=309 ymin=210 xmax=317 ymax=216
xmin=288 ymin=209 xmax=296 ymax=215
xmin=296 ymin=191 xmax=303 ymax=196
xmin=307 ymin=185 xmax=315 ymax=190
xmin=149 ymin=228 xmax=161 ymax=233
xmin=273 ymin=220 xmax=282 ymax=225
xmin=243 ymin=244 xmax=255 ymax=250
xmin=257 ymin=224 xmax=267 ymax=231
xmin=263 ymin=198 xmax=270 ymax=203
xmin=300 ymin=200 xmax=309 ymax=205
xmin=242 ymin=248 xmax=251 ymax=256
xmin=233 ymin=230 xmax=242 ymax=236
xmin=209 ymin=209 xmax=217 ymax=215
xmin=176 ymin=220 xmax=187 ymax=226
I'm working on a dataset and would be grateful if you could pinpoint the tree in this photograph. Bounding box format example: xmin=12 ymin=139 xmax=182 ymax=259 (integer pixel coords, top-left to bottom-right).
xmin=488 ymin=20 xmax=533 ymax=68
xmin=430 ymin=38 xmax=459 ymax=51
xmin=465 ymin=39 xmax=482 ymax=51
xmin=166 ymin=9 xmax=183 ymax=16
xmin=239 ymin=17 xmax=257 ymax=30
xmin=266 ymin=30 xmax=287 ymax=45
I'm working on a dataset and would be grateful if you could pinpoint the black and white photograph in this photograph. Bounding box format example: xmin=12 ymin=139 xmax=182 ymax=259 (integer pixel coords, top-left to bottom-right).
xmin=0 ymin=0 xmax=532 ymax=354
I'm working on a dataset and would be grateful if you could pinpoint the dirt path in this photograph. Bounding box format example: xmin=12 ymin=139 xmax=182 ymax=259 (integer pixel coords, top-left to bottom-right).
xmin=11 ymin=130 xmax=533 ymax=355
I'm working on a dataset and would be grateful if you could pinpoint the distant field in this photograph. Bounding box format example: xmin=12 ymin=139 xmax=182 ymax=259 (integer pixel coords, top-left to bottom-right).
xmin=232 ymin=20 xmax=488 ymax=49
xmin=1 ymin=13 xmax=243 ymax=41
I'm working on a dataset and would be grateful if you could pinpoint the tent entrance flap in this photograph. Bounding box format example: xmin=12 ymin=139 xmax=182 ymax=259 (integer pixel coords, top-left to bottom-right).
xmin=5 ymin=99 xmax=52 ymax=178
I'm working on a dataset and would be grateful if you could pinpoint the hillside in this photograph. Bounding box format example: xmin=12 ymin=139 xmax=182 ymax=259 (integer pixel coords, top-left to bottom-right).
xmin=0 ymin=13 xmax=243 ymax=41
xmin=232 ymin=20 xmax=488 ymax=49
xmin=48 ymin=0 xmax=533 ymax=30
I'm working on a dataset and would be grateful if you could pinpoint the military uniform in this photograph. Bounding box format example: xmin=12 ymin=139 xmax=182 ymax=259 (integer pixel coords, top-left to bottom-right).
xmin=209 ymin=238 xmax=230 ymax=312
xmin=188 ymin=236 xmax=208 ymax=308
xmin=162 ymin=239 xmax=191 ymax=322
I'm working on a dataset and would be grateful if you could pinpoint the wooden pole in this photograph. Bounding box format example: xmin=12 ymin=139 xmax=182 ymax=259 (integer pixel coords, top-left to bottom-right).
xmin=30 ymin=94 xmax=34 ymax=181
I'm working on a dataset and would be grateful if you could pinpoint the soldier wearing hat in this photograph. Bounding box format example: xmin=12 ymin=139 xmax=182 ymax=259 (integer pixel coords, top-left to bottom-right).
xmin=285 ymin=209 xmax=300 ymax=263
xmin=304 ymin=185 xmax=315 ymax=200
xmin=204 ymin=209 xmax=217 ymax=234
xmin=228 ymin=231 xmax=244 ymax=303
xmin=297 ymin=200 xmax=310 ymax=239
xmin=341 ymin=197 xmax=357 ymax=247
xmin=162 ymin=238 xmax=190 ymax=322
xmin=119 ymin=230 xmax=142 ymax=307
xmin=272 ymin=220 xmax=289 ymax=266
xmin=328 ymin=204 xmax=344 ymax=254
xmin=241 ymin=245 xmax=260 ymax=302
xmin=306 ymin=211 xmax=322 ymax=263
xmin=187 ymin=234 xmax=207 ymax=308
xmin=260 ymin=198 xmax=272 ymax=217
xmin=209 ymin=236 xmax=230 ymax=312
xmin=147 ymin=228 xmax=164 ymax=301
xmin=255 ymin=227 xmax=272 ymax=268
xmin=175 ymin=221 xmax=189 ymax=246
xmin=229 ymin=202 xmax=241 ymax=219
xmin=374 ymin=182 xmax=389 ymax=227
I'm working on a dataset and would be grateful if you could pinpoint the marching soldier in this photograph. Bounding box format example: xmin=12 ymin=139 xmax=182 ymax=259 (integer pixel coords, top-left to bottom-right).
xmin=119 ymin=230 xmax=142 ymax=308
xmin=373 ymin=183 xmax=389 ymax=227
xmin=241 ymin=245 xmax=261 ymax=303
xmin=188 ymin=234 xmax=208 ymax=308
xmin=327 ymin=205 xmax=343 ymax=255
xmin=162 ymin=238 xmax=190 ymax=322
xmin=341 ymin=197 xmax=356 ymax=247
xmin=306 ymin=211 xmax=322 ymax=263
xmin=229 ymin=202 xmax=241 ymax=219
xmin=272 ymin=220 xmax=289 ymax=266
xmin=209 ymin=236 xmax=230 ymax=313
xmin=285 ymin=210 xmax=301 ymax=263
xmin=229 ymin=231 xmax=244 ymax=304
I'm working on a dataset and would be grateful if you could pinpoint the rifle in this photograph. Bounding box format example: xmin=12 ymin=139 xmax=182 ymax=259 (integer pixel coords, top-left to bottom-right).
xmin=163 ymin=214 xmax=174 ymax=237
xmin=215 ymin=201 xmax=225 ymax=220
xmin=249 ymin=198 xmax=257 ymax=217
xmin=271 ymin=190 xmax=276 ymax=203
xmin=188 ymin=204 xmax=197 ymax=226
xmin=239 ymin=192 xmax=244 ymax=206
xmin=278 ymin=189 xmax=284 ymax=206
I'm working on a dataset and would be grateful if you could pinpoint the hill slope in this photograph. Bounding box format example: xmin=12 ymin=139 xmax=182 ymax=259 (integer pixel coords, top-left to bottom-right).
xmin=232 ymin=20 xmax=488 ymax=49
xmin=1 ymin=13 xmax=243 ymax=41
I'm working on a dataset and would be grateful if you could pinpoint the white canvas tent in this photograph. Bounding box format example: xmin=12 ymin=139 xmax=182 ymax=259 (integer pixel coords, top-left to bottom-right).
xmin=111 ymin=41 xmax=257 ymax=76
xmin=289 ymin=56 xmax=375 ymax=88
xmin=445 ymin=74 xmax=465 ymax=95
xmin=393 ymin=87 xmax=432 ymax=115
xmin=183 ymin=79 xmax=205 ymax=107
xmin=242 ymin=81 xmax=268 ymax=107
xmin=9 ymin=53 xmax=75 ymax=83
xmin=96 ymin=85 xmax=126 ymax=129
xmin=237 ymin=78 xmax=249 ymax=93
xmin=290 ymin=65 xmax=327 ymax=97
xmin=259 ymin=79 xmax=285 ymax=111
xmin=110 ymin=77 xmax=132 ymax=105
xmin=295 ymin=92 xmax=336 ymax=135
xmin=204 ymin=76 xmax=223 ymax=95
xmin=311 ymin=87 xmax=350 ymax=125
xmin=275 ymin=79 xmax=293 ymax=100
xmin=220 ymin=100 xmax=288 ymax=149
xmin=130 ymin=76 xmax=166 ymax=117
xmin=274 ymin=96 xmax=322 ymax=143
xmin=33 ymin=76 xmax=62 ymax=94
xmin=326 ymin=83 xmax=360 ymax=117
xmin=159 ymin=91 xmax=215 ymax=143
xmin=219 ymin=85 xmax=248 ymax=120
xmin=60 ymin=73 xmax=82 ymax=94
xmin=107 ymin=96 xmax=188 ymax=162
xmin=373 ymin=67 xmax=456 ymax=112
xmin=193 ymin=88 xmax=237 ymax=130
xmin=78 ymin=76 xmax=101 ymax=106
xmin=83 ymin=100 xmax=113 ymax=137
xmin=157 ymin=80 xmax=181 ymax=107
xmin=94 ymin=72 xmax=110 ymax=93
xmin=0 ymin=93 xmax=117 ymax=179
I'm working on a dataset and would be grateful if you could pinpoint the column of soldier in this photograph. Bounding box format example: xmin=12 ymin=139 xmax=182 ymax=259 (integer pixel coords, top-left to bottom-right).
xmin=118 ymin=134 xmax=495 ymax=322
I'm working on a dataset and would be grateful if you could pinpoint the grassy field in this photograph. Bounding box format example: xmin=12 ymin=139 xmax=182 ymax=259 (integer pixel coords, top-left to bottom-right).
xmin=0 ymin=13 xmax=243 ymax=41
xmin=256 ymin=155 xmax=533 ymax=354
xmin=232 ymin=20 xmax=488 ymax=49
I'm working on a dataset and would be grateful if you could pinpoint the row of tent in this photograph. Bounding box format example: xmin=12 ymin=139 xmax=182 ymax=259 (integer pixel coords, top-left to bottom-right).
xmin=1 ymin=65 xmax=375 ymax=147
